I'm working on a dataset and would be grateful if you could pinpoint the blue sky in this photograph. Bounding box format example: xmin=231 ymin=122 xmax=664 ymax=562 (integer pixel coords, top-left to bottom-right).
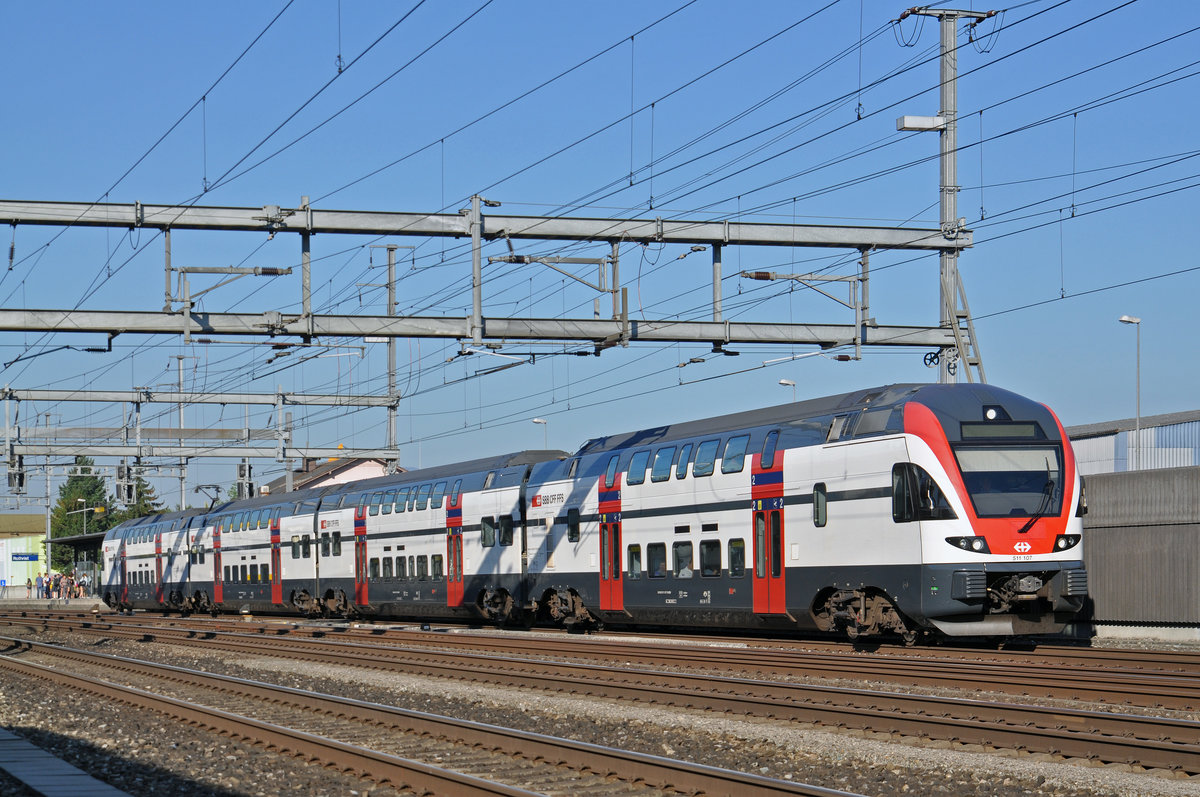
xmin=1 ymin=0 xmax=1195 ymax=505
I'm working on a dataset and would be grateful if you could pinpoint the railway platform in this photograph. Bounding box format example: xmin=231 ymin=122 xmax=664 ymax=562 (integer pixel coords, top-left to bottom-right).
xmin=0 ymin=727 xmax=132 ymax=796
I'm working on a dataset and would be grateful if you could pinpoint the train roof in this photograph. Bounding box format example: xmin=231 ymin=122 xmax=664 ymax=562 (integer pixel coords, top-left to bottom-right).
xmin=313 ymin=449 xmax=571 ymax=495
xmin=572 ymin=382 xmax=1048 ymax=456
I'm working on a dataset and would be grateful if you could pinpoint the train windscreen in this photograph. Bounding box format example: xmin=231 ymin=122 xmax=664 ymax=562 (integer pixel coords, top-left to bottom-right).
xmin=953 ymin=445 xmax=1063 ymax=518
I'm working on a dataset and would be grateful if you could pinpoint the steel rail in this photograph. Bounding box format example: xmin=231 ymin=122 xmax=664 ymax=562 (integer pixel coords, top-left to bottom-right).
xmin=0 ymin=638 xmax=854 ymax=797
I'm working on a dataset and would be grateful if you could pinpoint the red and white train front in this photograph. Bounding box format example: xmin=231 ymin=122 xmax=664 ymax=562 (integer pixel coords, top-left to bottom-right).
xmin=893 ymin=386 xmax=1088 ymax=636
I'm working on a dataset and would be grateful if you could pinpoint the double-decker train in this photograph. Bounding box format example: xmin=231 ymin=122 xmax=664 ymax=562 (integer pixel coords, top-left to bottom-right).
xmin=100 ymin=383 xmax=1088 ymax=642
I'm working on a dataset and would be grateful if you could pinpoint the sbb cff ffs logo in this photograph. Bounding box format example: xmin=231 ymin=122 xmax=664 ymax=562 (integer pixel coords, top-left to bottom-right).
xmin=1014 ymin=541 xmax=1032 ymax=553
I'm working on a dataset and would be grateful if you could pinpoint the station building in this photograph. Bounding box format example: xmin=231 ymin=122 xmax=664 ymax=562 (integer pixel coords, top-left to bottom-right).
xmin=0 ymin=514 xmax=46 ymax=594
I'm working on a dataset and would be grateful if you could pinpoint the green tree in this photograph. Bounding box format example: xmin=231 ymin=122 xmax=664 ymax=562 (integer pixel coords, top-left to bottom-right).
xmin=47 ymin=456 xmax=113 ymax=573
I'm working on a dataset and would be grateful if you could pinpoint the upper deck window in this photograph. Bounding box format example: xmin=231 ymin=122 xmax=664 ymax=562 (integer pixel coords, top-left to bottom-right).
xmin=650 ymin=447 xmax=676 ymax=482
xmin=693 ymin=439 xmax=720 ymax=477
xmin=626 ymin=450 xmax=651 ymax=485
xmin=721 ymin=435 xmax=751 ymax=474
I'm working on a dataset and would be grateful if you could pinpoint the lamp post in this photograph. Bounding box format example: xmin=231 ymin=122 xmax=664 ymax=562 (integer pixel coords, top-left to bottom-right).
xmin=77 ymin=498 xmax=86 ymax=536
xmin=532 ymin=418 xmax=547 ymax=448
xmin=1118 ymin=314 xmax=1141 ymax=471
xmin=778 ymin=378 xmax=796 ymax=403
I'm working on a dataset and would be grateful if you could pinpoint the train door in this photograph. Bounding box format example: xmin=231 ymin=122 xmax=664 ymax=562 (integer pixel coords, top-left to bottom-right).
xmin=269 ymin=508 xmax=283 ymax=605
xmin=212 ymin=516 xmax=224 ymax=605
xmin=118 ymin=531 xmax=128 ymax=606
xmin=353 ymin=498 xmax=369 ymax=606
xmin=598 ymin=468 xmax=624 ymax=611
xmin=446 ymin=481 xmax=464 ymax=607
xmin=752 ymin=430 xmax=787 ymax=615
xmin=154 ymin=526 xmax=165 ymax=605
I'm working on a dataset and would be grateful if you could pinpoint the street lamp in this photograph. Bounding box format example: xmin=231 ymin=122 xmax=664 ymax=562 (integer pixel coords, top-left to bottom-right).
xmin=778 ymin=378 xmax=796 ymax=403
xmin=532 ymin=418 xmax=548 ymax=448
xmin=1118 ymin=314 xmax=1141 ymax=471
xmin=76 ymin=498 xmax=86 ymax=536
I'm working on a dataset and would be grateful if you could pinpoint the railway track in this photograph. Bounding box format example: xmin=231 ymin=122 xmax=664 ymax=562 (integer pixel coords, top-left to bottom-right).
xmin=2 ymin=614 xmax=1199 ymax=775
xmin=0 ymin=637 xmax=847 ymax=797
xmin=3 ymin=611 xmax=1198 ymax=711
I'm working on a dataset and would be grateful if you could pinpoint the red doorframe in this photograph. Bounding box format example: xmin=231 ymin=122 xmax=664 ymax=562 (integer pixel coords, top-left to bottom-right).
xmin=446 ymin=490 xmax=464 ymax=607
xmin=270 ymin=513 xmax=283 ymax=605
xmin=154 ymin=529 xmax=165 ymax=605
xmin=353 ymin=503 xmax=368 ymax=606
xmin=751 ymin=449 xmax=786 ymax=614
xmin=213 ymin=518 xmax=224 ymax=604
xmin=598 ymin=472 xmax=623 ymax=611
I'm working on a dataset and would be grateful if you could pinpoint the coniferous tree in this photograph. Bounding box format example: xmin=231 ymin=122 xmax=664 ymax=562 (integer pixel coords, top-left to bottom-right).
xmin=47 ymin=456 xmax=112 ymax=573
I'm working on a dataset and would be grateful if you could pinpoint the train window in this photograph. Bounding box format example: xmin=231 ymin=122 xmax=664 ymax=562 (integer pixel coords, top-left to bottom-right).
xmin=321 ymin=533 xmax=331 ymax=558
xmin=481 ymin=517 xmax=496 ymax=547
xmin=262 ymin=564 xmax=271 ymax=582
xmin=700 ymin=540 xmax=721 ymax=577
xmin=647 ymin=543 xmax=667 ymax=578
xmin=395 ymin=487 xmax=408 ymax=512
xmin=827 ymin=414 xmax=851 ymax=442
xmin=626 ymin=450 xmax=651 ymax=485
xmin=770 ymin=511 xmax=782 ymax=578
xmin=673 ymin=542 xmax=694 ymax=578
xmin=813 ymin=483 xmax=828 ymax=527
xmin=567 ymin=459 xmax=579 ymax=478
xmin=382 ymin=490 xmax=396 ymax=515
xmin=224 ymin=565 xmax=233 ymax=582
xmin=397 ymin=556 xmax=407 ymax=579
xmin=431 ymin=554 xmax=444 ymax=579
xmin=358 ymin=494 xmax=369 ymax=514
xmin=675 ymin=443 xmax=692 ymax=479
xmin=567 ymin=508 xmax=580 ymax=542
xmin=650 ymin=447 xmax=676 ymax=482
xmin=855 ymin=408 xmax=895 ymax=437
xmin=450 ymin=479 xmax=462 ymax=505
xmin=693 ymin=439 xmax=720 ymax=477
xmin=674 ymin=525 xmax=690 ymax=535
xmin=383 ymin=557 xmax=393 ymax=578
xmin=892 ymin=463 xmax=957 ymax=522
xmin=760 ymin=430 xmax=780 ymax=470
xmin=291 ymin=536 xmax=301 ymax=559
xmin=408 ymin=556 xmax=415 ymax=579
xmin=417 ymin=556 xmax=429 ymax=580
xmin=240 ymin=565 xmax=248 ymax=583
xmin=431 ymin=482 xmax=447 ymax=510
xmin=369 ymin=492 xmax=383 ymax=516
xmin=626 ymin=544 xmax=642 ymax=579
xmin=483 ymin=471 xmax=496 ymax=490
xmin=302 ymin=535 xmax=312 ymax=559
xmin=755 ymin=514 xmax=767 ymax=578
xmin=332 ymin=531 xmax=343 ymax=556
xmin=499 ymin=515 xmax=514 ymax=546
xmin=415 ymin=484 xmax=432 ymax=510
xmin=721 ymin=435 xmax=751 ymax=474
xmin=369 ymin=558 xmax=380 ymax=579
xmin=604 ymin=455 xmax=620 ymax=489
xmin=728 ymin=539 xmax=745 ymax=577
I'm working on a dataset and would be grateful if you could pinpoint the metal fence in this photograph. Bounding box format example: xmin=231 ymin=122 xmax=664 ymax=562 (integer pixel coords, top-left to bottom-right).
xmin=1083 ymin=466 xmax=1200 ymax=623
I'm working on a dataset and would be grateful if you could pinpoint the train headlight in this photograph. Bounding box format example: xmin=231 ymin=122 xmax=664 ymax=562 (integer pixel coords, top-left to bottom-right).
xmin=1054 ymin=533 xmax=1081 ymax=551
xmin=945 ymin=536 xmax=991 ymax=554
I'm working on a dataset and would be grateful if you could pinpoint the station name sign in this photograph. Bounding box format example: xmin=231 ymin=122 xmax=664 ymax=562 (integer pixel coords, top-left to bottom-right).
xmin=11 ymin=553 xmax=38 ymax=562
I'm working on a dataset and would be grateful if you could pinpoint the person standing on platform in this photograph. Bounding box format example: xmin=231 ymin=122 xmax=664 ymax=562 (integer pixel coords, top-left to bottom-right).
xmin=35 ymin=573 xmax=44 ymax=600
xmin=26 ymin=578 xmax=32 ymax=598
